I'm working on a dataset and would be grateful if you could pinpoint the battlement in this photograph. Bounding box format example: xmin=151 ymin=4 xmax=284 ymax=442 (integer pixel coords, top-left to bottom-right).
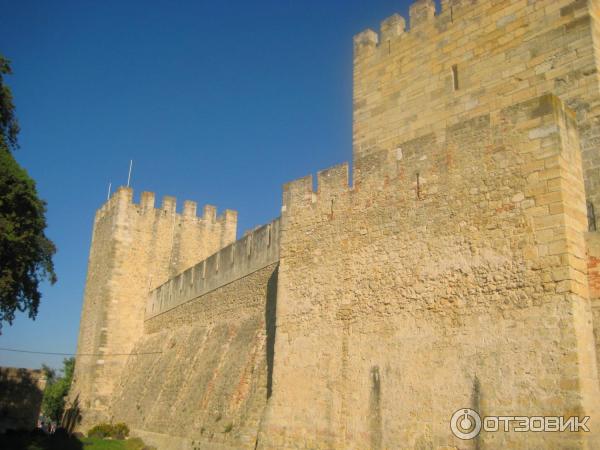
xmin=353 ymin=0 xmax=480 ymax=56
xmin=282 ymin=162 xmax=351 ymax=213
xmin=95 ymin=186 xmax=237 ymax=225
xmin=353 ymin=0 xmax=540 ymax=57
xmin=145 ymin=218 xmax=280 ymax=319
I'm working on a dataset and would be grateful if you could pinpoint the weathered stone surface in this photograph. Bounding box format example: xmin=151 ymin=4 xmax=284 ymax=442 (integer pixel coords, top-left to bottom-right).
xmin=111 ymin=264 xmax=278 ymax=450
xmin=68 ymin=187 xmax=237 ymax=429
xmin=258 ymin=94 xmax=600 ymax=449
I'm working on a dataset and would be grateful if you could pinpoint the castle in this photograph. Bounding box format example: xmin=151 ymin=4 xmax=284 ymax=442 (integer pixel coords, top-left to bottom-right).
xmin=68 ymin=0 xmax=600 ymax=448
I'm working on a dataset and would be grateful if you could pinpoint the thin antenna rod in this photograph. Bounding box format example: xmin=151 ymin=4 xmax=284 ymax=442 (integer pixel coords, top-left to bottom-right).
xmin=107 ymin=181 xmax=112 ymax=201
xmin=127 ymin=160 xmax=133 ymax=187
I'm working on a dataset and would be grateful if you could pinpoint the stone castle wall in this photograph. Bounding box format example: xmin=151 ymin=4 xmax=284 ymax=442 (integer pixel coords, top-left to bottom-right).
xmin=111 ymin=264 xmax=278 ymax=450
xmin=146 ymin=219 xmax=280 ymax=320
xmin=69 ymin=187 xmax=237 ymax=429
xmin=71 ymin=1 xmax=600 ymax=448
xmin=106 ymin=219 xmax=280 ymax=449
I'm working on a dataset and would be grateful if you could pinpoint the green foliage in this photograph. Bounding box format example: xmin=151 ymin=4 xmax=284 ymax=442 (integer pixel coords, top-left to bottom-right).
xmin=80 ymin=438 xmax=125 ymax=449
xmin=41 ymin=363 xmax=56 ymax=382
xmin=41 ymin=357 xmax=75 ymax=422
xmin=111 ymin=423 xmax=130 ymax=440
xmin=87 ymin=423 xmax=114 ymax=439
xmin=0 ymin=430 xmax=148 ymax=450
xmin=0 ymin=56 xmax=19 ymax=152
xmin=87 ymin=423 xmax=130 ymax=440
xmin=0 ymin=54 xmax=56 ymax=330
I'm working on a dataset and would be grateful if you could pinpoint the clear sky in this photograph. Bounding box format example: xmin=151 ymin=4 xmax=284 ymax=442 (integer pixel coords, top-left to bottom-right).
xmin=0 ymin=0 xmax=416 ymax=370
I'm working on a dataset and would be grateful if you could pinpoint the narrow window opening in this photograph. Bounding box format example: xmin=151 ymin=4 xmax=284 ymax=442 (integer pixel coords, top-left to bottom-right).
xmin=452 ymin=64 xmax=459 ymax=91
xmin=416 ymin=172 xmax=421 ymax=200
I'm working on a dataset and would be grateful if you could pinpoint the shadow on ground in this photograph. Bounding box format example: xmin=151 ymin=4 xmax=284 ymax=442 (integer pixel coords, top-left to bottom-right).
xmin=0 ymin=428 xmax=83 ymax=450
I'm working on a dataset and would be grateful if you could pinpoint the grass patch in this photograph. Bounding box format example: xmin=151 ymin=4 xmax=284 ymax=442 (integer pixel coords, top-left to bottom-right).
xmin=81 ymin=438 xmax=127 ymax=449
xmin=0 ymin=431 xmax=149 ymax=450
xmin=81 ymin=437 xmax=147 ymax=449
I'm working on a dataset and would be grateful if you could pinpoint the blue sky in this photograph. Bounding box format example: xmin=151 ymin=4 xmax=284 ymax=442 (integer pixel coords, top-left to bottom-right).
xmin=0 ymin=0 xmax=416 ymax=370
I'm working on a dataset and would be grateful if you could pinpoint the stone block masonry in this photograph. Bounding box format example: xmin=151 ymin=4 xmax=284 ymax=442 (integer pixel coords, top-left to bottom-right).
xmin=257 ymin=94 xmax=600 ymax=449
xmin=70 ymin=1 xmax=600 ymax=448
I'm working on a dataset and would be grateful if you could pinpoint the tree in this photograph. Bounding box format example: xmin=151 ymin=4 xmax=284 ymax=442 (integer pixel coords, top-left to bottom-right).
xmin=41 ymin=357 xmax=75 ymax=422
xmin=41 ymin=363 xmax=56 ymax=383
xmin=0 ymin=54 xmax=56 ymax=330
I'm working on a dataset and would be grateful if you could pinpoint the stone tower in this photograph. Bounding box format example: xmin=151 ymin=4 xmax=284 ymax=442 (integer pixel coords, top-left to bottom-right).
xmin=352 ymin=0 xmax=600 ymax=221
xmin=68 ymin=187 xmax=236 ymax=428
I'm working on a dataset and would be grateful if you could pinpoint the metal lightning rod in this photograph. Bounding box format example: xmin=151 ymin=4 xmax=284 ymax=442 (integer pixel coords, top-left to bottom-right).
xmin=127 ymin=160 xmax=133 ymax=187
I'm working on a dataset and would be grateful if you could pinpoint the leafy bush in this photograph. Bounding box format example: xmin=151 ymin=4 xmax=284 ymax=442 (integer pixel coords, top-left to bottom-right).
xmin=41 ymin=357 xmax=75 ymax=422
xmin=111 ymin=423 xmax=130 ymax=440
xmin=87 ymin=422 xmax=130 ymax=440
xmin=87 ymin=423 xmax=114 ymax=439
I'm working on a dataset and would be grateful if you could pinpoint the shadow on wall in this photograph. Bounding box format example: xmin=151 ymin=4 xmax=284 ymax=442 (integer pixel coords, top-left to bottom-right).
xmin=265 ymin=268 xmax=278 ymax=399
xmin=369 ymin=366 xmax=382 ymax=450
xmin=0 ymin=367 xmax=44 ymax=433
xmin=0 ymin=367 xmax=82 ymax=449
xmin=62 ymin=394 xmax=82 ymax=433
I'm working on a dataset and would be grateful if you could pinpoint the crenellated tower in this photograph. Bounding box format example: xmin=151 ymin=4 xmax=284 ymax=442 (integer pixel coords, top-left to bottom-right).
xmin=353 ymin=0 xmax=600 ymax=221
xmin=68 ymin=187 xmax=236 ymax=428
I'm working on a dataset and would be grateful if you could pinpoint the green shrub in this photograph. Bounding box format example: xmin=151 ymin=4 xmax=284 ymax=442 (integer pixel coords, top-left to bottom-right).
xmin=87 ymin=423 xmax=114 ymax=439
xmin=112 ymin=423 xmax=130 ymax=440
xmin=87 ymin=422 xmax=130 ymax=440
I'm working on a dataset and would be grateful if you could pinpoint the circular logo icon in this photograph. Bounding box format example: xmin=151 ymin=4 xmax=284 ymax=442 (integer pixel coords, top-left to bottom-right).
xmin=450 ymin=408 xmax=482 ymax=440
